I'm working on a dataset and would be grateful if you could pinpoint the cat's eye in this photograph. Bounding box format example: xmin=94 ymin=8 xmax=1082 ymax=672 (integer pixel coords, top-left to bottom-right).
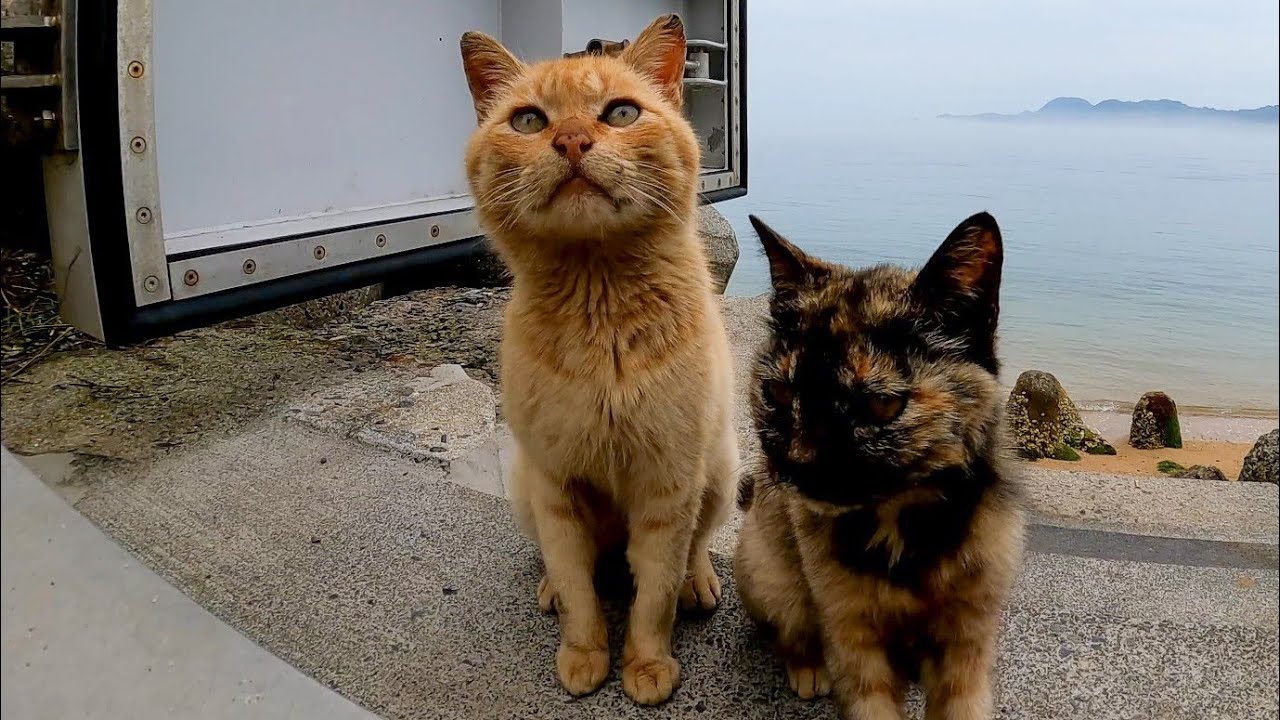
xmin=765 ymin=379 xmax=794 ymax=406
xmin=510 ymin=107 xmax=548 ymax=134
xmin=603 ymin=101 xmax=641 ymax=128
xmin=866 ymin=392 xmax=907 ymax=424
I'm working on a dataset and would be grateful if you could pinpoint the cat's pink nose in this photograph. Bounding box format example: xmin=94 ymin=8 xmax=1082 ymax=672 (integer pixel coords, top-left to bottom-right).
xmin=552 ymin=120 xmax=595 ymax=164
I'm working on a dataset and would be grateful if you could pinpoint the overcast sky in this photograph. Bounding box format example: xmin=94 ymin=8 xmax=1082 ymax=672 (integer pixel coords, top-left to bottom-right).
xmin=746 ymin=0 xmax=1280 ymax=121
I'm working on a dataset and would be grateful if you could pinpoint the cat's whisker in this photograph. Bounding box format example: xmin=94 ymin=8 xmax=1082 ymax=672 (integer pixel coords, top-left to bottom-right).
xmin=623 ymin=185 xmax=681 ymax=223
xmin=481 ymin=183 xmax=531 ymax=209
xmin=628 ymin=176 xmax=684 ymax=205
xmin=623 ymin=174 xmax=680 ymax=203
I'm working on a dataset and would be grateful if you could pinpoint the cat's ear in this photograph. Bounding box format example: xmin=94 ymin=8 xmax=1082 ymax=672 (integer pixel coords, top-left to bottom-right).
xmin=912 ymin=212 xmax=1004 ymax=371
xmin=750 ymin=215 xmax=828 ymax=298
xmin=460 ymin=31 xmax=525 ymax=122
xmin=621 ymin=14 xmax=687 ymax=106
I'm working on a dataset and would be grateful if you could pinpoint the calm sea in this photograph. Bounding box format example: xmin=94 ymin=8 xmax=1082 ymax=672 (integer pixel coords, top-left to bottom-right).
xmin=717 ymin=120 xmax=1280 ymax=415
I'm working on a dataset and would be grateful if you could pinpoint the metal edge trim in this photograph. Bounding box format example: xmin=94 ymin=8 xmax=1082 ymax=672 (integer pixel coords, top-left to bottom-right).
xmin=729 ymin=0 xmax=740 ymax=190
xmin=77 ymin=0 xmax=141 ymax=344
xmin=166 ymin=210 xmax=482 ymax=300
xmin=117 ymin=0 xmax=170 ymax=305
xmin=117 ymin=237 xmax=487 ymax=346
xmin=698 ymin=171 xmax=736 ymax=194
xmin=59 ymin=0 xmax=79 ymax=149
xmin=699 ymin=186 xmax=745 ymax=205
xmin=735 ymin=0 xmax=747 ymax=195
xmin=43 ymin=151 xmax=106 ymax=340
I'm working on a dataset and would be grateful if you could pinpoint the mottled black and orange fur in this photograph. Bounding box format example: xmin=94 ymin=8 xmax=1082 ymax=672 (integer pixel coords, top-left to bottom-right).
xmin=734 ymin=213 xmax=1025 ymax=720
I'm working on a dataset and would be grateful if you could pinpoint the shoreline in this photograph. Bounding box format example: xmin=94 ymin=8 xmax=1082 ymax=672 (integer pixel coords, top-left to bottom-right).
xmin=724 ymin=290 xmax=1277 ymax=420
xmin=1073 ymin=409 xmax=1275 ymax=446
xmin=1030 ymin=400 xmax=1279 ymax=421
xmin=721 ymin=294 xmax=1278 ymax=424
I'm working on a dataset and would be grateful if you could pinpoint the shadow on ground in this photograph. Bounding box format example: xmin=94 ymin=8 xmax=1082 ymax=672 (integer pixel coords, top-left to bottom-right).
xmin=62 ymin=420 xmax=1276 ymax=720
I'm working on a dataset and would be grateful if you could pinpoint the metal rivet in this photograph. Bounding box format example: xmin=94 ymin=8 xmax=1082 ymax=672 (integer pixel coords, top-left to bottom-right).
xmin=143 ymin=275 xmax=160 ymax=292
xmin=135 ymin=207 xmax=152 ymax=224
xmin=242 ymin=259 xmax=257 ymax=274
xmin=313 ymin=246 xmax=327 ymax=260
xmin=375 ymin=234 xmax=387 ymax=247
xmin=130 ymin=136 xmax=147 ymax=153
xmin=430 ymin=225 xmax=440 ymax=238
xmin=127 ymin=61 xmax=144 ymax=78
xmin=183 ymin=270 xmax=199 ymax=286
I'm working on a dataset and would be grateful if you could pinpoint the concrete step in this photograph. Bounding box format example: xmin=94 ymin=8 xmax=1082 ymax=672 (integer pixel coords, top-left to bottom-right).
xmin=1020 ymin=465 xmax=1279 ymax=545
xmin=283 ymin=360 xmax=1279 ymax=549
xmin=1 ymin=449 xmax=377 ymax=720
xmin=18 ymin=416 xmax=1274 ymax=720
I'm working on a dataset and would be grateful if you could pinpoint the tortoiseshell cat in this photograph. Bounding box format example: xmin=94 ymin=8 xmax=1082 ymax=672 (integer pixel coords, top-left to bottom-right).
xmin=734 ymin=213 xmax=1024 ymax=720
xmin=459 ymin=15 xmax=736 ymax=705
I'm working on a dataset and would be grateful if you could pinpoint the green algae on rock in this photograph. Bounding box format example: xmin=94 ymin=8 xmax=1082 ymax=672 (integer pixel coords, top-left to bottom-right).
xmin=1006 ymin=370 xmax=1114 ymax=460
xmin=1050 ymin=444 xmax=1081 ymax=461
xmin=1158 ymin=460 xmax=1228 ymax=481
xmin=1129 ymin=391 xmax=1183 ymax=449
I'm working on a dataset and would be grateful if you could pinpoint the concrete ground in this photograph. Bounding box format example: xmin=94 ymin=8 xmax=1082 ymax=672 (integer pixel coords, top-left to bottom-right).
xmin=2 ymin=294 xmax=1277 ymax=719
xmin=1 ymin=448 xmax=377 ymax=720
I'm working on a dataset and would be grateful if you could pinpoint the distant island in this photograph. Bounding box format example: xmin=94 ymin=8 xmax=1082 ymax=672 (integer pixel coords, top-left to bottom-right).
xmin=940 ymin=97 xmax=1279 ymax=124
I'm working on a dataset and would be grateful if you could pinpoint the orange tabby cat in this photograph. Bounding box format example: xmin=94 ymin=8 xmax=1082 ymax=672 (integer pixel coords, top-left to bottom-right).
xmin=459 ymin=15 xmax=737 ymax=705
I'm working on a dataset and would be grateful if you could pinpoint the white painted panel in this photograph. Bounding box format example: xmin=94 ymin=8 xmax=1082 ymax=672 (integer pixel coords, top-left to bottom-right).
xmin=152 ymin=1 xmax=499 ymax=254
xmin=499 ymin=0 xmax=563 ymax=62
xmin=147 ymin=0 xmax=739 ymax=257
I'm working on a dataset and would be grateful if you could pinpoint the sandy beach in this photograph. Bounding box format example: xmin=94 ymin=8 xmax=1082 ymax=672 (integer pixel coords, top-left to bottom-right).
xmin=1025 ymin=410 xmax=1276 ymax=479
xmin=1033 ymin=439 xmax=1252 ymax=478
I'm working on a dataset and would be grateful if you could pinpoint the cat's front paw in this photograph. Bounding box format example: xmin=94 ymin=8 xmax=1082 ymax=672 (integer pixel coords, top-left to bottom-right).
xmin=555 ymin=641 xmax=609 ymax=696
xmin=621 ymin=654 xmax=680 ymax=705
xmin=537 ymin=575 xmax=559 ymax=614
xmin=679 ymin=551 xmax=722 ymax=612
xmin=785 ymin=660 xmax=831 ymax=700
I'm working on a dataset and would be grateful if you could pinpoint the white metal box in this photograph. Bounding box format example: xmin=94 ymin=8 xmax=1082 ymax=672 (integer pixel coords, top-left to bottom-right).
xmin=44 ymin=0 xmax=747 ymax=343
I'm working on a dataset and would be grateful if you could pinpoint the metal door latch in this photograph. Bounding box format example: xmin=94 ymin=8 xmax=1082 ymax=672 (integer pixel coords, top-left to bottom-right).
xmin=563 ymin=38 xmax=630 ymax=59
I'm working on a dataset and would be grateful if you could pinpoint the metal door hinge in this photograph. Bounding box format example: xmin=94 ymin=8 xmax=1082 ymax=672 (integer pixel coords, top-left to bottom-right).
xmin=684 ymin=39 xmax=726 ymax=88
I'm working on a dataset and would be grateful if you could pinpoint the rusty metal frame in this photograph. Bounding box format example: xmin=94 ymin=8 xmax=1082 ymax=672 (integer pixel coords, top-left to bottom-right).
xmin=116 ymin=0 xmax=169 ymax=304
xmin=691 ymin=0 xmax=744 ymax=198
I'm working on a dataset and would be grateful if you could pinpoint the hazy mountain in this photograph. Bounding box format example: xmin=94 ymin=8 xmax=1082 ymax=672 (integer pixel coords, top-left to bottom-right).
xmin=940 ymin=97 xmax=1279 ymax=124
